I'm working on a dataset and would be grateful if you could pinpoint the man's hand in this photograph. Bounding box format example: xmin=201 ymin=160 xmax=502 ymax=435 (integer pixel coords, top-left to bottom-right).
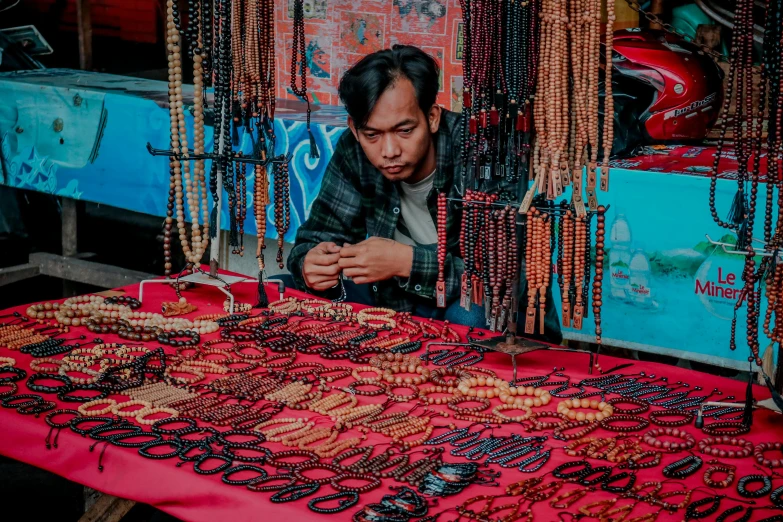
xmin=338 ymin=237 xmax=413 ymax=285
xmin=303 ymin=242 xmax=342 ymax=291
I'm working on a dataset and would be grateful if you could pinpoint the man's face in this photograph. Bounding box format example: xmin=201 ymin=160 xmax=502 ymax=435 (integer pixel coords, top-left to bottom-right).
xmin=349 ymin=77 xmax=440 ymax=183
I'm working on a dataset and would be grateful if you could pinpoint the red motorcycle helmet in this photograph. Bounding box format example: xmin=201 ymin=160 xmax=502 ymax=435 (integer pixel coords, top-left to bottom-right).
xmin=600 ymin=29 xmax=724 ymax=156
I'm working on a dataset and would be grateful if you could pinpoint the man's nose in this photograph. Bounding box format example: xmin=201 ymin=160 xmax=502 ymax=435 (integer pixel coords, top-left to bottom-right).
xmin=381 ymin=134 xmax=401 ymax=158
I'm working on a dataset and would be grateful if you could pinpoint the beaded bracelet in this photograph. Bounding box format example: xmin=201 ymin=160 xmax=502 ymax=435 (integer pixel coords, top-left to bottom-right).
xmin=151 ymin=417 xmax=197 ymax=435
xmin=164 ymin=364 xmax=205 ymax=385
xmin=331 ymin=473 xmax=381 ymax=493
xmin=174 ymin=427 xmax=219 ymax=446
xmin=314 ymin=366 xmax=352 ymax=383
xmin=78 ymin=398 xmax=117 ymax=417
xmin=27 ymin=373 xmax=73 ymax=394
xmin=46 ymin=409 xmax=80 ymax=429
xmin=2 ymin=393 xmax=43 ymax=409
xmin=703 ymin=459 xmax=736 ymax=488
xmin=0 ymin=366 xmax=27 ymax=383
xmin=552 ymin=420 xmax=599 ymax=441
xmin=552 ymin=460 xmax=592 ymax=479
xmin=293 ymin=461 xmax=346 ymax=485
xmin=492 ymin=404 xmax=533 ymax=422
xmin=266 ymin=449 xmax=320 ymax=469
xmin=702 ymin=421 xmax=750 ymax=437
xmin=18 ymin=400 xmax=56 ymax=416
xmin=448 ymin=396 xmax=491 ymax=414
xmin=662 ymin=455 xmax=703 ymax=478
xmin=345 ymin=381 xmax=388 ymax=396
xmin=89 ymin=422 xmax=142 ymax=441
xmin=585 ymin=438 xmax=618 ymax=459
xmin=136 ymin=407 xmax=178 ymax=425
xmin=620 ymin=450 xmax=662 ymax=470
xmin=111 ymin=400 xmax=152 ymax=418
xmin=157 ymin=330 xmax=200 ymax=347
xmin=607 ymin=397 xmax=649 ymax=415
xmin=257 ymin=352 xmax=296 ymax=369
xmin=221 ymin=465 xmax=268 ymax=485
xmin=698 ymin=436 xmax=754 ymax=458
xmin=223 ymin=445 xmax=271 ymax=464
xmin=564 ymin=437 xmax=598 ymax=457
xmin=0 ymin=382 xmax=17 ymax=399
xmin=307 ymin=491 xmax=359 ymax=514
xmin=754 ymin=442 xmax=783 ymax=468
xmin=382 ymin=365 xmax=431 ymax=386
xmin=605 ymin=440 xmax=642 ymax=463
xmin=578 ymin=465 xmax=613 ymax=486
xmin=29 ymin=357 xmax=63 ymax=373
xmin=70 ymin=416 xmax=115 ymax=437
xmin=737 ymin=474 xmax=773 ymax=498
xmin=270 ymin=483 xmax=321 ymax=503
xmin=138 ymin=439 xmax=183 ymax=459
xmin=418 ymin=385 xmax=458 ymax=405
xmin=247 ymin=473 xmax=297 ymax=492
xmin=557 ymin=398 xmax=614 ymax=422
xmin=387 ymin=384 xmax=420 ymax=402
xmin=58 ymin=384 xmax=108 ymax=403
xmin=109 ymin=432 xmax=162 ymax=448
xmin=217 ymin=429 xmax=265 ymax=449
xmin=771 ymin=485 xmax=783 ymax=509
xmin=529 ymin=412 xmax=569 ymax=431
xmin=351 ymin=365 xmax=383 ymax=383
xmin=233 ymin=344 xmax=267 ymax=361
xmin=599 ymin=414 xmax=650 ymax=432
xmin=601 ymin=471 xmax=637 ymax=493
xmin=194 ymin=453 xmax=233 ymax=475
xmin=642 ymin=427 xmax=696 ymax=452
xmin=649 ymin=409 xmax=694 ymax=427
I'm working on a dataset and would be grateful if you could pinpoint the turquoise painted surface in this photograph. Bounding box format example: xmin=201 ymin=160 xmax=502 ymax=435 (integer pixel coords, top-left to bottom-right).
xmin=553 ymin=167 xmax=775 ymax=369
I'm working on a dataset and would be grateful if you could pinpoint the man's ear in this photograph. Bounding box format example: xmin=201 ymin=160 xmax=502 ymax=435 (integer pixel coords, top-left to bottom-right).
xmin=427 ymin=104 xmax=442 ymax=134
xmin=347 ymin=117 xmax=360 ymax=141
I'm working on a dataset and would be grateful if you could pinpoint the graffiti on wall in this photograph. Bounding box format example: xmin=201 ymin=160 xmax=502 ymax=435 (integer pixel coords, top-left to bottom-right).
xmin=275 ymin=0 xmax=465 ymax=110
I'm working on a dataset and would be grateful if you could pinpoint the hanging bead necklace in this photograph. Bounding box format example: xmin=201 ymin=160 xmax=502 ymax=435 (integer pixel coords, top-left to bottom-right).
xmin=163 ymin=0 xmax=210 ymax=274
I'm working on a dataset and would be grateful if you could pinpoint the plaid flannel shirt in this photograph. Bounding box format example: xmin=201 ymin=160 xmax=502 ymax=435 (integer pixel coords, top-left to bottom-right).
xmin=288 ymin=110 xmax=466 ymax=312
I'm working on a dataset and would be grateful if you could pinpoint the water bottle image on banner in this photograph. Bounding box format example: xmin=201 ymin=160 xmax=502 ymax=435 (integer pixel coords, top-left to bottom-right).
xmin=609 ymin=212 xmax=632 ymax=300
xmin=629 ymin=243 xmax=654 ymax=308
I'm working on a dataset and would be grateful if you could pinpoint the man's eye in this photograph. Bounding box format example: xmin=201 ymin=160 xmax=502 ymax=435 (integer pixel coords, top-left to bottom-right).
xmin=365 ymin=133 xmax=377 ymax=139
xmin=399 ymin=128 xmax=412 ymax=135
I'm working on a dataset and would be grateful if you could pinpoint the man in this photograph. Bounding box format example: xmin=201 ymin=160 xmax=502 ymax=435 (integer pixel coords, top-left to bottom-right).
xmin=288 ymin=45 xmax=560 ymax=341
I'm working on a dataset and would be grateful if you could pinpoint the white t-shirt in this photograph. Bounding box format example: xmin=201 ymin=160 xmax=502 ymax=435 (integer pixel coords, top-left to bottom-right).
xmin=393 ymin=171 xmax=437 ymax=248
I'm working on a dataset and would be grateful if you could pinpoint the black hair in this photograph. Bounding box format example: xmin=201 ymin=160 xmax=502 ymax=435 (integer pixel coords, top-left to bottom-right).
xmin=338 ymin=45 xmax=440 ymax=130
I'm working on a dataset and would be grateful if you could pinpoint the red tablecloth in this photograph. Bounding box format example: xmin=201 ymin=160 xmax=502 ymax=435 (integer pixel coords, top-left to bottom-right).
xmin=0 ymin=278 xmax=780 ymax=522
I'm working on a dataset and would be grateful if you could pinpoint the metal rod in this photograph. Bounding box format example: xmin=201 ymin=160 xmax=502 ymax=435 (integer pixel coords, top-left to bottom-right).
xmin=146 ymin=142 xmax=290 ymax=166
xmin=446 ymin=196 xmax=609 ymax=216
xmin=210 ymin=105 xmax=228 ymax=277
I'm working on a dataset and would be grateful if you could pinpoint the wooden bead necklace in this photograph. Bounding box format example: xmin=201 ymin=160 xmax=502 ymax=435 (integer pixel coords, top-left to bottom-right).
xmin=163 ymin=0 xmax=209 ymax=274
xmin=523 ymin=208 xmax=552 ymax=335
